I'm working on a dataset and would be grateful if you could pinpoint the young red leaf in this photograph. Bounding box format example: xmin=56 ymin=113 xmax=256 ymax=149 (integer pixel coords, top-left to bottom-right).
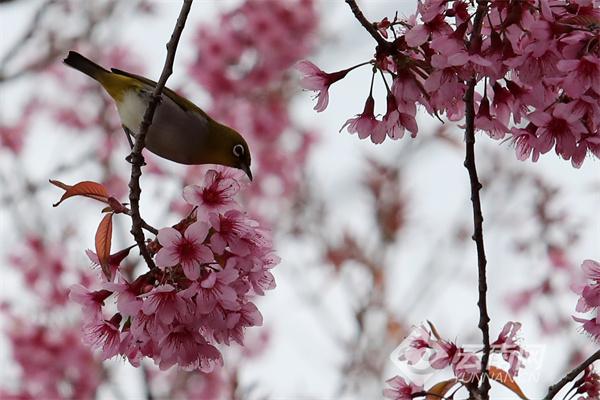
xmin=50 ymin=180 xmax=109 ymax=207
xmin=426 ymin=378 xmax=458 ymax=400
xmin=95 ymin=212 xmax=113 ymax=279
xmin=107 ymin=197 xmax=129 ymax=214
xmin=108 ymin=245 xmax=135 ymax=266
xmin=488 ymin=366 xmax=528 ymax=400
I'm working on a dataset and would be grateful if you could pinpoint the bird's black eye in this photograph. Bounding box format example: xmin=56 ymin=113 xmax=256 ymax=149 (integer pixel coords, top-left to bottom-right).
xmin=233 ymin=144 xmax=245 ymax=158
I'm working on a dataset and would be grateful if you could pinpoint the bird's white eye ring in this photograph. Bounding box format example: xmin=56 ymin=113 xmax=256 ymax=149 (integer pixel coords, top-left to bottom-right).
xmin=233 ymin=144 xmax=245 ymax=157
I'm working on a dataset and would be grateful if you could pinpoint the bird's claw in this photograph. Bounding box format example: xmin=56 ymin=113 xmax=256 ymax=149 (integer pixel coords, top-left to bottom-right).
xmin=125 ymin=154 xmax=146 ymax=166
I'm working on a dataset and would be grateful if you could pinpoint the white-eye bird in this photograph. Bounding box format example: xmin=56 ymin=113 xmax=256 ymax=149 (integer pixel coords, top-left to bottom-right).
xmin=63 ymin=51 xmax=252 ymax=180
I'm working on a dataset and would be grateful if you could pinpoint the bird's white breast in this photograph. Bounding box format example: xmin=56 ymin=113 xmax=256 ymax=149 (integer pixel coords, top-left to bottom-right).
xmin=117 ymin=90 xmax=147 ymax=131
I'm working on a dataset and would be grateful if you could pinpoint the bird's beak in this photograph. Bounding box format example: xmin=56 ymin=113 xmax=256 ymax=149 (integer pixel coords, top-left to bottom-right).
xmin=240 ymin=163 xmax=253 ymax=181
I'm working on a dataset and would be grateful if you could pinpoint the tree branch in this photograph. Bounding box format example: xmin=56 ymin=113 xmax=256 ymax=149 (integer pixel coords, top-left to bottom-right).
xmin=127 ymin=0 xmax=193 ymax=270
xmin=543 ymin=349 xmax=600 ymax=400
xmin=463 ymin=1 xmax=490 ymax=399
xmin=345 ymin=0 xmax=391 ymax=51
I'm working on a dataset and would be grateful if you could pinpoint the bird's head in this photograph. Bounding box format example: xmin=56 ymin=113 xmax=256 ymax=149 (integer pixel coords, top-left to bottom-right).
xmin=207 ymin=121 xmax=252 ymax=181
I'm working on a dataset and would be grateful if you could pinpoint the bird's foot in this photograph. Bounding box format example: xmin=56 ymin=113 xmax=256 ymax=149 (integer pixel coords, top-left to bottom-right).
xmin=126 ymin=154 xmax=146 ymax=166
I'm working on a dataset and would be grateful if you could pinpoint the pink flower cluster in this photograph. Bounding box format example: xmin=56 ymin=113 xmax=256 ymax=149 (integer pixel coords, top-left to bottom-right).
xmin=574 ymin=259 xmax=600 ymax=340
xmin=299 ymin=0 xmax=600 ymax=167
xmin=70 ymin=169 xmax=278 ymax=371
xmin=187 ymin=0 xmax=318 ymax=206
xmin=386 ymin=321 xmax=528 ymax=397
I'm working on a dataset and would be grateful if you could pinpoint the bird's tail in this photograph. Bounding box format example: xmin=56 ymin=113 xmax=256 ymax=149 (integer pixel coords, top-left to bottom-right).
xmin=63 ymin=51 xmax=109 ymax=81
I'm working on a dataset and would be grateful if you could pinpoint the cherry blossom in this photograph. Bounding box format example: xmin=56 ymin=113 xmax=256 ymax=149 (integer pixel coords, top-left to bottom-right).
xmin=491 ymin=321 xmax=529 ymax=377
xmin=69 ymin=169 xmax=278 ymax=371
xmin=82 ymin=314 xmax=122 ymax=360
xmin=156 ymin=221 xmax=214 ymax=280
xmin=340 ymin=95 xmax=379 ymax=140
xmin=574 ymin=259 xmax=600 ymax=340
xmin=383 ymin=376 xmax=423 ymax=400
xmin=299 ymin=0 xmax=600 ymax=166
xmin=183 ymin=169 xmax=240 ymax=216
xmin=69 ymin=285 xmax=111 ymax=318
xmin=297 ymin=61 xmax=352 ymax=112
xmin=399 ymin=324 xmax=433 ymax=365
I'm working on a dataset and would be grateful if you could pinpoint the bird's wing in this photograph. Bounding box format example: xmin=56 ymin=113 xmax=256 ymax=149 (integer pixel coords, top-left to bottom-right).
xmin=110 ymin=68 xmax=212 ymax=120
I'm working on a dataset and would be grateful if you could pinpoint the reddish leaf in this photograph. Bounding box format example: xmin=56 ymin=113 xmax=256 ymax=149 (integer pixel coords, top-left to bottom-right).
xmin=108 ymin=245 xmax=135 ymax=266
xmin=426 ymin=379 xmax=458 ymax=400
xmin=488 ymin=366 xmax=528 ymax=400
xmin=50 ymin=180 xmax=109 ymax=207
xmin=95 ymin=213 xmax=113 ymax=279
xmin=107 ymin=197 xmax=128 ymax=214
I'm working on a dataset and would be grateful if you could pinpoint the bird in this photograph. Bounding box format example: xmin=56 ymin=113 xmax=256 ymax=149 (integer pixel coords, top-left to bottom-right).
xmin=63 ymin=51 xmax=252 ymax=180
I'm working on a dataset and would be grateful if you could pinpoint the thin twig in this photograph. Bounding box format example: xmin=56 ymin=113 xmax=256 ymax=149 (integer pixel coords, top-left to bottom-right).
xmin=543 ymin=350 xmax=600 ymax=400
xmin=463 ymin=1 xmax=490 ymax=399
xmin=345 ymin=0 xmax=391 ymax=51
xmin=127 ymin=0 xmax=193 ymax=270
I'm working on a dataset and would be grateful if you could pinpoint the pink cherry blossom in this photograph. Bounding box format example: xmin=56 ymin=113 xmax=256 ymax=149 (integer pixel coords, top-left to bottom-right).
xmin=297 ymin=60 xmax=352 ymax=112
xmin=575 ymin=260 xmax=600 ymax=340
xmin=340 ymin=95 xmax=378 ymax=140
xmin=528 ymin=103 xmax=587 ymax=162
xmin=185 ymin=266 xmax=240 ymax=314
xmin=383 ymin=376 xmax=423 ymax=400
xmin=573 ymin=316 xmax=600 ymax=341
xmin=209 ymin=210 xmax=255 ymax=256
xmin=475 ymin=97 xmax=509 ymax=139
xmin=212 ymin=302 xmax=264 ymax=346
xmin=69 ymin=284 xmax=111 ymax=316
xmin=183 ymin=169 xmax=240 ymax=215
xmin=398 ymin=325 xmax=433 ymax=365
xmin=299 ymin=0 xmax=600 ymax=167
xmin=103 ymin=277 xmax=143 ymax=317
xmin=242 ymin=256 xmax=277 ymax=296
xmin=406 ymin=14 xmax=452 ymax=47
xmin=157 ymin=326 xmax=223 ymax=372
xmin=452 ymin=350 xmax=481 ymax=382
xmin=70 ymin=166 xmax=279 ymax=371
xmin=557 ymin=55 xmax=600 ymax=98
xmin=141 ymin=284 xmax=192 ymax=325
xmin=491 ymin=321 xmax=529 ymax=377
xmin=373 ymin=94 xmax=418 ymax=143
xmin=118 ymin=329 xmax=146 ymax=368
xmin=430 ymin=339 xmax=457 ymax=369
xmin=82 ymin=314 xmax=122 ymax=359
xmin=156 ymin=221 xmax=214 ymax=280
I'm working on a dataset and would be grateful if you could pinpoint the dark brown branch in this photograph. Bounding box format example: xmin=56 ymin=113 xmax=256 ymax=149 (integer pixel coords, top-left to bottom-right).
xmin=463 ymin=1 xmax=490 ymax=399
xmin=543 ymin=350 xmax=600 ymax=400
xmin=127 ymin=0 xmax=193 ymax=270
xmin=345 ymin=0 xmax=391 ymax=51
